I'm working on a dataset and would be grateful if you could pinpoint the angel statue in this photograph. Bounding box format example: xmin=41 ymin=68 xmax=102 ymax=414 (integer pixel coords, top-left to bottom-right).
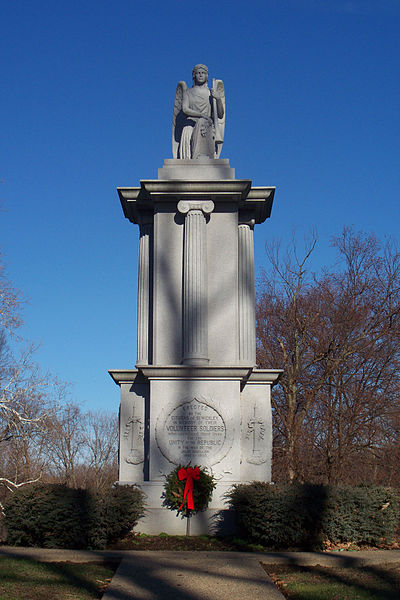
xmin=172 ymin=64 xmax=225 ymax=159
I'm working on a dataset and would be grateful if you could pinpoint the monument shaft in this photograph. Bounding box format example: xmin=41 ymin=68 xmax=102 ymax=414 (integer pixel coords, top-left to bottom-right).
xmin=110 ymin=65 xmax=281 ymax=534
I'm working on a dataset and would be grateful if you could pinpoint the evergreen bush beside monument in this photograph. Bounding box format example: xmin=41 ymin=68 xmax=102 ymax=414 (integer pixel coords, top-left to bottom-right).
xmin=4 ymin=480 xmax=398 ymax=549
xmin=4 ymin=483 xmax=144 ymax=549
xmin=228 ymin=482 xmax=399 ymax=549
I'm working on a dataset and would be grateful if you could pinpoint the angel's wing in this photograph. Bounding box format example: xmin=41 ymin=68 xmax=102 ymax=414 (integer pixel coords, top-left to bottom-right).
xmin=172 ymin=81 xmax=188 ymax=159
xmin=212 ymin=79 xmax=225 ymax=158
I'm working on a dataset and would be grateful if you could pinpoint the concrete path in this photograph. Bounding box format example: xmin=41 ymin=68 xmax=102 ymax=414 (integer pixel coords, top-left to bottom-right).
xmin=1 ymin=546 xmax=399 ymax=600
xmin=101 ymin=551 xmax=284 ymax=600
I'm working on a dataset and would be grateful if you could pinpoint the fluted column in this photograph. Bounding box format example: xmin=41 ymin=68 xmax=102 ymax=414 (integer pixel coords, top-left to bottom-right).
xmin=136 ymin=222 xmax=152 ymax=365
xmin=238 ymin=218 xmax=256 ymax=364
xmin=177 ymin=200 xmax=214 ymax=366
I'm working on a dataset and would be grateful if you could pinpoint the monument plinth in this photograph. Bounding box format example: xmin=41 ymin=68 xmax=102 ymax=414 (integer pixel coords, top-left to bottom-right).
xmin=109 ymin=65 xmax=282 ymax=534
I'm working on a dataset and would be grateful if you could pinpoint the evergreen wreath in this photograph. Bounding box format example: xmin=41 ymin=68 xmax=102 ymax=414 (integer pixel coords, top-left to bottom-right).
xmin=162 ymin=464 xmax=216 ymax=518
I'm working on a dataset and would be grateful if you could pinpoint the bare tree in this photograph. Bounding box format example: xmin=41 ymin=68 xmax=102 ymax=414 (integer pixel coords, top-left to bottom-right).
xmin=257 ymin=231 xmax=327 ymax=481
xmin=46 ymin=401 xmax=118 ymax=491
xmin=81 ymin=411 xmax=118 ymax=491
xmin=0 ymin=342 xmax=58 ymax=511
xmin=309 ymin=230 xmax=400 ymax=483
xmin=0 ymin=251 xmax=23 ymax=335
xmin=0 ymin=252 xmax=120 ymax=512
xmin=257 ymin=228 xmax=400 ymax=485
xmin=46 ymin=398 xmax=86 ymax=487
xmin=0 ymin=254 xmax=57 ymax=512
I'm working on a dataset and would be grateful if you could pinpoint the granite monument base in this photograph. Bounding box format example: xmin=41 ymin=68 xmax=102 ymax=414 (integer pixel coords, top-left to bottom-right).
xmin=118 ymin=481 xmax=236 ymax=535
xmin=110 ymin=367 xmax=281 ymax=535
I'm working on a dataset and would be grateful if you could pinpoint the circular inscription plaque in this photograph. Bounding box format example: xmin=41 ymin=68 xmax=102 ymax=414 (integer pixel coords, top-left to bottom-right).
xmin=156 ymin=398 xmax=227 ymax=465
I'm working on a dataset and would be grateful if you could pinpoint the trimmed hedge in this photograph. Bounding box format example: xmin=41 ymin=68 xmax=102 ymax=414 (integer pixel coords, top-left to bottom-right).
xmin=4 ymin=483 xmax=145 ymax=550
xmin=227 ymin=482 xmax=399 ymax=549
xmin=87 ymin=484 xmax=145 ymax=549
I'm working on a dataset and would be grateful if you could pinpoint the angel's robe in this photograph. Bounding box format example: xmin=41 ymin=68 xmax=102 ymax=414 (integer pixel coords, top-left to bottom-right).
xmin=179 ymin=87 xmax=214 ymax=159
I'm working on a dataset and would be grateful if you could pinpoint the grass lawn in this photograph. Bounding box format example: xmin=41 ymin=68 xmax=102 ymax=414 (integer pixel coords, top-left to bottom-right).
xmin=262 ymin=562 xmax=400 ymax=600
xmin=0 ymin=557 xmax=118 ymax=600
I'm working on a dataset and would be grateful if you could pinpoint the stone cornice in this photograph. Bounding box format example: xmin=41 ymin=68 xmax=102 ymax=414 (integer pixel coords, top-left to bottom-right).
xmin=242 ymin=187 xmax=275 ymax=223
xmin=109 ymin=366 xmax=283 ymax=384
xmin=140 ymin=366 xmax=253 ymax=380
xmin=142 ymin=180 xmax=251 ymax=199
xmin=118 ymin=181 xmax=275 ymax=225
xmin=245 ymin=369 xmax=283 ymax=384
xmin=108 ymin=369 xmax=140 ymax=385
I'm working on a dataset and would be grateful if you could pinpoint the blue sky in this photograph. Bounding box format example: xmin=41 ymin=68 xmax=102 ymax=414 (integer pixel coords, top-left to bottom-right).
xmin=1 ymin=1 xmax=399 ymax=412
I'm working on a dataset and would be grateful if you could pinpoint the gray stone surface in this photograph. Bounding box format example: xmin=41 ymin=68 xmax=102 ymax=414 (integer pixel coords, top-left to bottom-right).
xmin=111 ymin=365 xmax=281 ymax=531
xmin=136 ymin=222 xmax=152 ymax=366
xmin=178 ymin=200 xmax=214 ymax=365
xmin=111 ymin=175 xmax=281 ymax=533
xmin=118 ymin=181 xmax=274 ymax=225
xmin=102 ymin=552 xmax=284 ymax=600
xmin=172 ymin=64 xmax=225 ymax=160
xmin=238 ymin=219 xmax=256 ymax=364
xmin=149 ymin=378 xmax=241 ymax=484
xmin=240 ymin=378 xmax=273 ymax=481
xmin=158 ymin=158 xmax=235 ymax=180
xmin=111 ymin=85 xmax=281 ymax=533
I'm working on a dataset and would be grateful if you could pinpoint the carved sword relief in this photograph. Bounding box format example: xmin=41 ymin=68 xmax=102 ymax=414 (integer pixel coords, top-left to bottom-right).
xmin=246 ymin=404 xmax=267 ymax=464
xmin=123 ymin=405 xmax=144 ymax=465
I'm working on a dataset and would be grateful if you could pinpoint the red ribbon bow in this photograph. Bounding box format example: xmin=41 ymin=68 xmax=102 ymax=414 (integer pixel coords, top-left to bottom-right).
xmin=178 ymin=466 xmax=200 ymax=510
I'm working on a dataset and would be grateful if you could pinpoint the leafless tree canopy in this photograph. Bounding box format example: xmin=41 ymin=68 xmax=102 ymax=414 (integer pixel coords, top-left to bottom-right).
xmin=0 ymin=254 xmax=118 ymax=513
xmin=257 ymin=228 xmax=400 ymax=486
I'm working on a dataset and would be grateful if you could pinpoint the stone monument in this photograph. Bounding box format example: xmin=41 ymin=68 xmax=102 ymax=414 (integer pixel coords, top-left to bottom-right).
xmin=109 ymin=64 xmax=282 ymax=534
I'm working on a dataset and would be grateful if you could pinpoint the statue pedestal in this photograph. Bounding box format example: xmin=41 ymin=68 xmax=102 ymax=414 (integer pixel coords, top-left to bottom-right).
xmin=110 ymin=164 xmax=281 ymax=535
xmin=158 ymin=158 xmax=235 ymax=180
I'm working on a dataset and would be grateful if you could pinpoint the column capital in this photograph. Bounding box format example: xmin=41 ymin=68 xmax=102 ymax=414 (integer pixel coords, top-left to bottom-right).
xmin=238 ymin=218 xmax=256 ymax=228
xmin=238 ymin=209 xmax=255 ymax=227
xmin=177 ymin=200 xmax=214 ymax=215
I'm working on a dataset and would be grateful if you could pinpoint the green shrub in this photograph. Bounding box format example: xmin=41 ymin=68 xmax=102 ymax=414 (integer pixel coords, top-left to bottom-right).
xmin=227 ymin=482 xmax=399 ymax=549
xmin=321 ymin=485 xmax=400 ymax=546
xmin=4 ymin=483 xmax=145 ymax=550
xmin=88 ymin=485 xmax=145 ymax=549
xmin=4 ymin=485 xmax=89 ymax=548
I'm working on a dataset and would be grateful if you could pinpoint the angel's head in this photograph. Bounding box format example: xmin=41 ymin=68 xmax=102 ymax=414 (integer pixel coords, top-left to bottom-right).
xmin=192 ymin=64 xmax=208 ymax=86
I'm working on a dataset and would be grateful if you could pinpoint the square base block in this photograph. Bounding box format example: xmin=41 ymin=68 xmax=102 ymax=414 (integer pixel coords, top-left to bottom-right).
xmin=113 ymin=367 xmax=280 ymax=534
xmin=158 ymin=159 xmax=235 ymax=180
xmin=118 ymin=481 xmax=237 ymax=535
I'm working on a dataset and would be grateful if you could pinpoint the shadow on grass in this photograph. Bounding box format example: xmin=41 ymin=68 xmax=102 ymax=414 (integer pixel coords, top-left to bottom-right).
xmin=0 ymin=556 xmax=119 ymax=599
xmin=0 ymin=549 xmax=276 ymax=600
xmin=263 ymin=557 xmax=400 ymax=600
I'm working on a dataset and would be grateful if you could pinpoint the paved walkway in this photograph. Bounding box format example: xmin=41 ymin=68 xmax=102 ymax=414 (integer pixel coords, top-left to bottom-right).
xmin=101 ymin=552 xmax=284 ymax=600
xmin=1 ymin=546 xmax=399 ymax=600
